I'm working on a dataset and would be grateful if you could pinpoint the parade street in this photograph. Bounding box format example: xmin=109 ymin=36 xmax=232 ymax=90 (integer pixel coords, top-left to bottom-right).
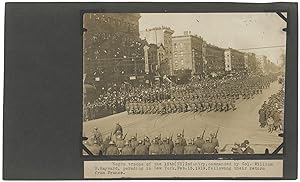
xmin=83 ymin=81 xmax=283 ymax=154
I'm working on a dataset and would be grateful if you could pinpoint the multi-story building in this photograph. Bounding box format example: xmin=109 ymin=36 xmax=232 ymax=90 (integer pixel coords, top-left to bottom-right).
xmin=256 ymin=55 xmax=267 ymax=73
xmin=143 ymin=43 xmax=165 ymax=75
xmin=140 ymin=26 xmax=175 ymax=75
xmin=83 ymin=13 xmax=145 ymax=86
xmin=224 ymin=48 xmax=246 ymax=73
xmin=203 ymin=43 xmax=225 ymax=76
xmin=244 ymin=52 xmax=258 ymax=73
xmin=172 ymin=31 xmax=204 ymax=75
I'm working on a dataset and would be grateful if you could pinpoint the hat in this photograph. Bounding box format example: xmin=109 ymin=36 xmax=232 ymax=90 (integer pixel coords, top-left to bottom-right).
xmin=205 ymin=137 xmax=210 ymax=141
xmin=175 ymin=140 xmax=180 ymax=144
xmin=138 ymin=140 xmax=143 ymax=144
xmin=124 ymin=141 xmax=130 ymax=145
xmin=177 ymin=133 xmax=181 ymax=137
xmin=109 ymin=141 xmax=115 ymax=145
xmin=243 ymin=140 xmax=250 ymax=145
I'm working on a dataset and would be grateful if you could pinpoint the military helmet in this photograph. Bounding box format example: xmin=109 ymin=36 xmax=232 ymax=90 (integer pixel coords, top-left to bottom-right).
xmin=138 ymin=140 xmax=143 ymax=144
xmin=177 ymin=133 xmax=181 ymax=137
xmin=124 ymin=141 xmax=130 ymax=146
xmin=175 ymin=140 xmax=180 ymax=144
xmin=205 ymin=137 xmax=210 ymax=142
xmin=243 ymin=140 xmax=250 ymax=145
xmin=109 ymin=141 xmax=115 ymax=145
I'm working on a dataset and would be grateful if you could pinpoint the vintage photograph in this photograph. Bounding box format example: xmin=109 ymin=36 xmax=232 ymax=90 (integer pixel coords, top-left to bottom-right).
xmin=82 ymin=13 xmax=286 ymax=156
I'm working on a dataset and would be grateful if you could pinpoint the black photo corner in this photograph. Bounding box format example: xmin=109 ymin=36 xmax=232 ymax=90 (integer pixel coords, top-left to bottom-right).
xmin=3 ymin=2 xmax=298 ymax=180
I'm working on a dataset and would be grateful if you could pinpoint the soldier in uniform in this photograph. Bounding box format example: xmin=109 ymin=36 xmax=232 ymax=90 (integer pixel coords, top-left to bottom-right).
xmin=149 ymin=139 xmax=161 ymax=155
xmin=106 ymin=141 xmax=119 ymax=155
xmin=121 ymin=141 xmax=135 ymax=155
xmin=176 ymin=133 xmax=187 ymax=146
xmin=201 ymin=137 xmax=217 ymax=154
xmin=167 ymin=136 xmax=174 ymax=152
xmin=144 ymin=136 xmax=151 ymax=149
xmin=240 ymin=140 xmax=255 ymax=154
xmin=135 ymin=140 xmax=149 ymax=155
xmin=172 ymin=140 xmax=184 ymax=155
xmin=130 ymin=136 xmax=139 ymax=150
xmin=91 ymin=127 xmax=103 ymax=145
xmin=113 ymin=123 xmax=123 ymax=136
xmin=184 ymin=139 xmax=198 ymax=154
xmin=194 ymin=136 xmax=205 ymax=152
xmin=101 ymin=136 xmax=111 ymax=155
xmin=210 ymin=133 xmax=219 ymax=149
xmin=115 ymin=135 xmax=125 ymax=153
xmin=259 ymin=107 xmax=267 ymax=128
xmin=160 ymin=138 xmax=172 ymax=154
xmin=87 ymin=140 xmax=102 ymax=156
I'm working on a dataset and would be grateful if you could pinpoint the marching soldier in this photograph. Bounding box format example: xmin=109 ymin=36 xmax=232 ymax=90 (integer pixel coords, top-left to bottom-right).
xmin=91 ymin=127 xmax=103 ymax=145
xmin=210 ymin=133 xmax=219 ymax=149
xmin=135 ymin=140 xmax=149 ymax=155
xmin=194 ymin=136 xmax=205 ymax=152
xmin=130 ymin=136 xmax=139 ymax=150
xmin=177 ymin=133 xmax=187 ymax=146
xmin=115 ymin=135 xmax=125 ymax=152
xmin=184 ymin=139 xmax=198 ymax=154
xmin=113 ymin=123 xmax=123 ymax=136
xmin=167 ymin=136 xmax=174 ymax=152
xmin=149 ymin=139 xmax=161 ymax=155
xmin=240 ymin=140 xmax=255 ymax=154
xmin=172 ymin=140 xmax=184 ymax=155
xmin=106 ymin=141 xmax=119 ymax=155
xmin=144 ymin=136 xmax=151 ymax=149
xmin=121 ymin=141 xmax=135 ymax=155
xmin=160 ymin=138 xmax=172 ymax=154
xmin=87 ymin=140 xmax=102 ymax=156
xmin=201 ymin=137 xmax=217 ymax=154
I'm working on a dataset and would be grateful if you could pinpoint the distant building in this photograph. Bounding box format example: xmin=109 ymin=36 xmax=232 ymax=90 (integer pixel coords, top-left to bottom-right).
xmin=140 ymin=27 xmax=175 ymax=75
xmin=143 ymin=43 xmax=165 ymax=75
xmin=172 ymin=31 xmax=204 ymax=75
xmin=256 ymin=55 xmax=268 ymax=73
xmin=244 ymin=52 xmax=258 ymax=73
xmin=203 ymin=43 xmax=225 ymax=76
xmin=224 ymin=48 xmax=246 ymax=73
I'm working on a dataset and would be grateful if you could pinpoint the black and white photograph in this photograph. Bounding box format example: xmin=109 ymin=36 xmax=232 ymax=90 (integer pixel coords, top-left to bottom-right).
xmin=82 ymin=13 xmax=286 ymax=156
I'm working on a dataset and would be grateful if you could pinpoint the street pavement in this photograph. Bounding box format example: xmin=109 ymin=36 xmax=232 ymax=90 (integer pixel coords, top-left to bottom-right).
xmin=83 ymin=82 xmax=283 ymax=154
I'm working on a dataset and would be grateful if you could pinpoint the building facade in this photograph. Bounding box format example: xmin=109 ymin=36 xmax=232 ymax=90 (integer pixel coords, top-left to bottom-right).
xmin=83 ymin=13 xmax=145 ymax=87
xmin=203 ymin=43 xmax=225 ymax=76
xmin=244 ymin=52 xmax=258 ymax=73
xmin=143 ymin=43 xmax=166 ymax=75
xmin=140 ymin=27 xmax=175 ymax=75
xmin=224 ymin=48 xmax=246 ymax=73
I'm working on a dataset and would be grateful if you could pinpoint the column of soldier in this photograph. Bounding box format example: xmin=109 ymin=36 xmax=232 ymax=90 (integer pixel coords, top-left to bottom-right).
xmin=258 ymin=89 xmax=284 ymax=133
xmin=125 ymin=74 xmax=277 ymax=114
xmin=85 ymin=73 xmax=278 ymax=120
xmin=86 ymin=125 xmax=255 ymax=155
